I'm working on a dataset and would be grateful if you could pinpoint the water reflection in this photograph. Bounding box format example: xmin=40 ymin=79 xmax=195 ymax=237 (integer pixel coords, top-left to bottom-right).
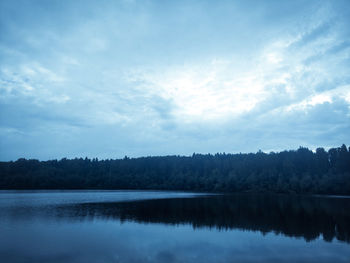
xmin=47 ymin=194 xmax=350 ymax=243
xmin=1 ymin=192 xmax=350 ymax=263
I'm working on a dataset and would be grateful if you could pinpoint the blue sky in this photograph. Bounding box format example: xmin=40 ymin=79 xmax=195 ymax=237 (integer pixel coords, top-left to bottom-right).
xmin=0 ymin=0 xmax=350 ymax=160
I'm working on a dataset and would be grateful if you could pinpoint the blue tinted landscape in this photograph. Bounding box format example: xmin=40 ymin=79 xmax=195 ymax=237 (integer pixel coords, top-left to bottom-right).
xmin=1 ymin=0 xmax=350 ymax=262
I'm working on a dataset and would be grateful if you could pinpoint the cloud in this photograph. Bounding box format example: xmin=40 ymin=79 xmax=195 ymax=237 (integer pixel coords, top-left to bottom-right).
xmin=0 ymin=0 xmax=350 ymax=160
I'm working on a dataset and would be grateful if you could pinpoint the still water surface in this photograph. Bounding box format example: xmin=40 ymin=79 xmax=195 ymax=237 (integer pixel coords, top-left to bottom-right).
xmin=0 ymin=190 xmax=349 ymax=263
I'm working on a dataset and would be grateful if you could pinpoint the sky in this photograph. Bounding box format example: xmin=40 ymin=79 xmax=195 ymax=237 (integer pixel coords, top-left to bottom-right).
xmin=0 ymin=0 xmax=350 ymax=161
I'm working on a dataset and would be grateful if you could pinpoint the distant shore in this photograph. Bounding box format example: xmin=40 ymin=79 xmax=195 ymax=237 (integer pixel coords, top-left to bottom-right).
xmin=1 ymin=144 xmax=349 ymax=195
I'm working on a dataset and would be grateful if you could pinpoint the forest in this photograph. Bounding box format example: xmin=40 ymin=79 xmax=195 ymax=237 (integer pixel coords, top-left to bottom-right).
xmin=0 ymin=144 xmax=349 ymax=195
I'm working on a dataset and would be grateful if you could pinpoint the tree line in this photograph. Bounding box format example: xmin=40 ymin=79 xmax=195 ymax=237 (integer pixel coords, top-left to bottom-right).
xmin=0 ymin=144 xmax=349 ymax=194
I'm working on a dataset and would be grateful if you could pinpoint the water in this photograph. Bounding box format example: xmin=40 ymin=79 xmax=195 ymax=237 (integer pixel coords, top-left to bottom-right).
xmin=0 ymin=190 xmax=349 ymax=263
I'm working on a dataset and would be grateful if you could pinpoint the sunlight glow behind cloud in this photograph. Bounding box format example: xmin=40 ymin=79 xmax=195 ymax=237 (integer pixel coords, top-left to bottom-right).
xmin=0 ymin=0 xmax=349 ymax=160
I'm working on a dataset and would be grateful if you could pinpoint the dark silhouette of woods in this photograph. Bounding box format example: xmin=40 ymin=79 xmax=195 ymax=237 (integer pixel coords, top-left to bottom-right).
xmin=0 ymin=144 xmax=349 ymax=194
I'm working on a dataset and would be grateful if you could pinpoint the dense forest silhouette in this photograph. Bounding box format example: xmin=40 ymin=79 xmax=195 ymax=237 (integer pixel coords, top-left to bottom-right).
xmin=0 ymin=144 xmax=349 ymax=194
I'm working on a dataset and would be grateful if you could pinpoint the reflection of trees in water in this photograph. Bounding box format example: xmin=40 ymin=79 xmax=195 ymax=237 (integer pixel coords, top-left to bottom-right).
xmin=58 ymin=194 xmax=350 ymax=244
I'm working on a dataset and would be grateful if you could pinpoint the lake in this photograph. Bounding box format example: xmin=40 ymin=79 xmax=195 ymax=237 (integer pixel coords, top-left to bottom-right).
xmin=0 ymin=190 xmax=349 ymax=263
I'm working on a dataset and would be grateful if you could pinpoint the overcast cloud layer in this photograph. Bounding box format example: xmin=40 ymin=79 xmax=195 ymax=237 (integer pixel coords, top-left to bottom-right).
xmin=1 ymin=0 xmax=350 ymax=160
